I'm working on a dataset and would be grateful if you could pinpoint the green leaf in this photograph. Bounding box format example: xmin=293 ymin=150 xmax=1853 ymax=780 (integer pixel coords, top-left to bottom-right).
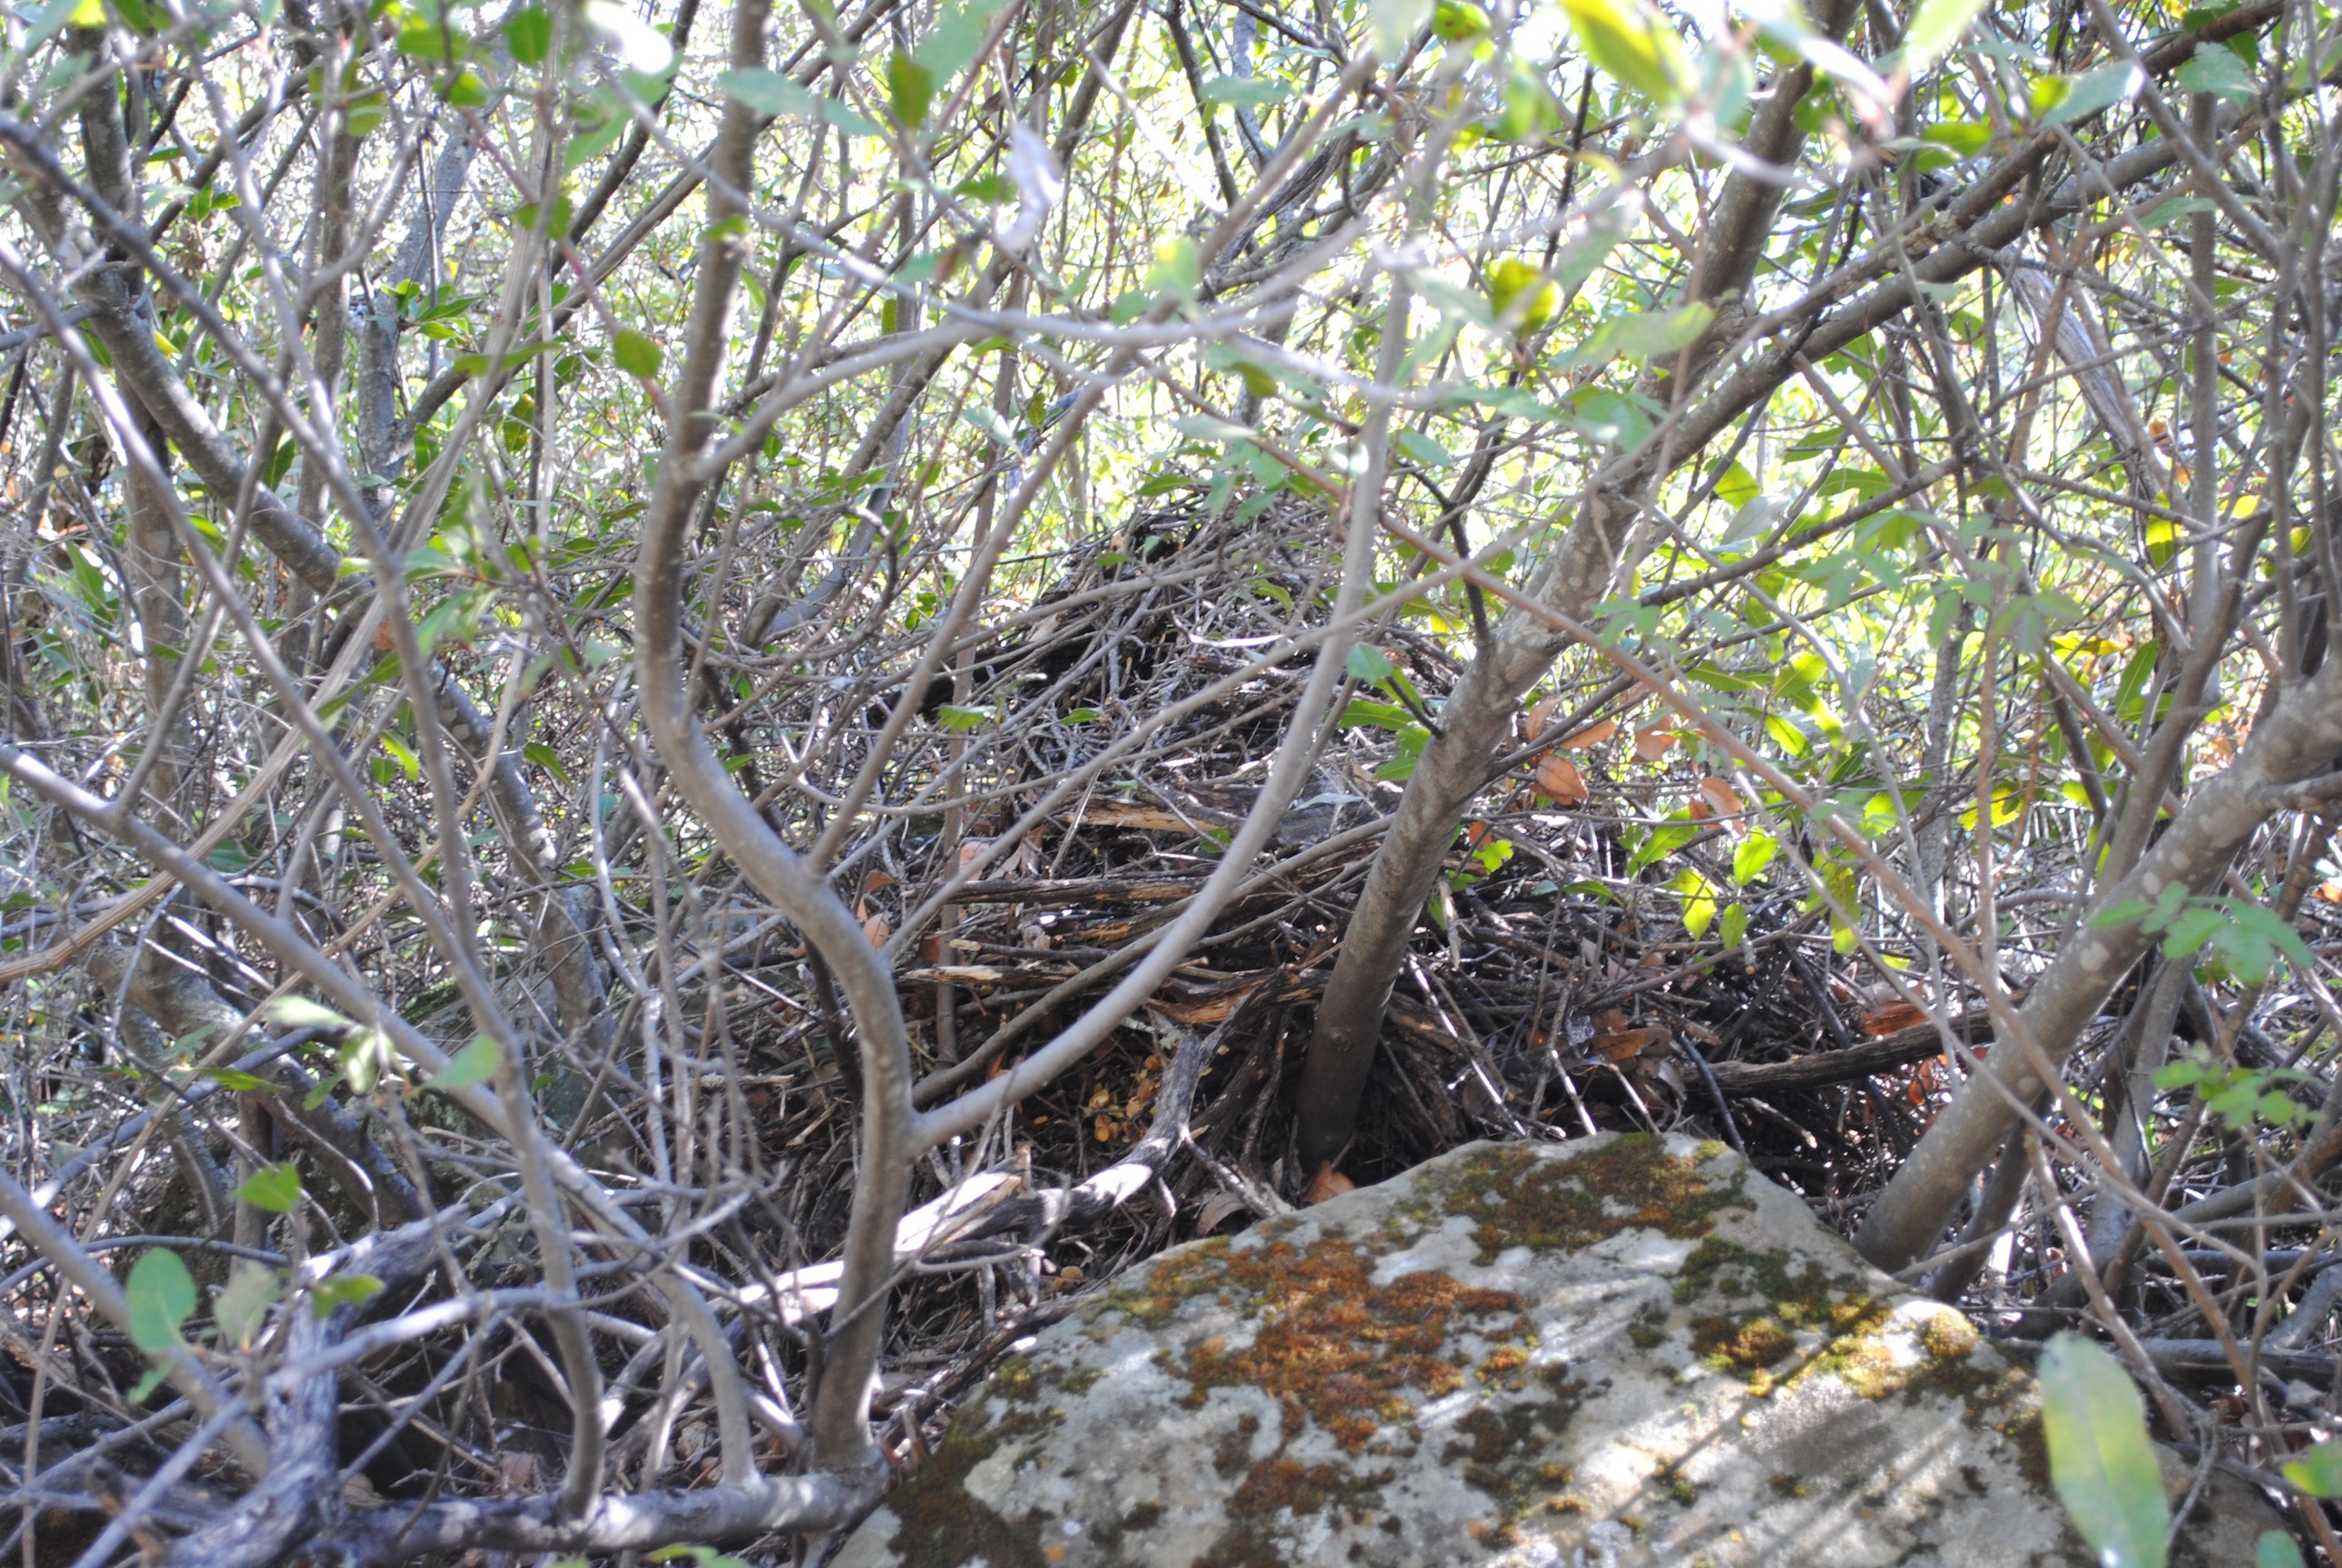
xmin=267 ymin=996 xmax=348 ymax=1032
xmin=612 ymin=328 xmax=662 ymax=378
xmin=887 ymin=51 xmax=934 ymax=125
xmin=2283 ymin=1440 xmax=2342 ymax=1497
xmin=1368 ymin=0 xmax=1430 ymax=57
xmin=1732 ymin=830 xmax=1778 ymax=886
xmin=1714 ymin=459 xmax=1760 ymax=509
xmin=2259 ymin=1530 xmax=2309 ymax=1568
xmin=126 ymin=1250 xmax=196 ymax=1354
xmin=429 ymin=1035 xmax=503 ymax=1091
xmin=1560 ymin=303 xmax=1713 ymax=369
xmin=913 ymin=0 xmax=1010 ymax=78
xmin=1198 ymin=75 xmax=1290 ymax=111
xmin=213 ymin=1259 xmax=282 ymax=1348
xmin=524 ymin=740 xmax=573 ymax=787
xmin=1900 ymin=0 xmax=1986 ymax=68
xmin=310 ymin=1273 xmax=384 ymax=1318
xmin=2159 ymin=906 xmax=2229 ymax=958
xmin=206 ymin=1067 xmax=271 ymax=1092
xmin=1671 ymin=868 xmax=1719 ymax=938
xmin=504 ymin=5 xmax=550 ymax=64
xmin=1346 ymin=645 xmax=1397 ymax=685
xmin=936 ymin=703 xmax=994 ymax=731
xmin=718 ymin=66 xmax=815 ymax=117
xmin=234 ymin=1162 xmax=303 ymax=1213
xmin=1556 ymin=0 xmax=1692 ymax=106
xmin=1485 ymin=258 xmax=1559 ymax=332
xmin=1720 ymin=900 xmax=1749 ymax=950
xmin=2036 ymin=61 xmax=2142 ymax=127
xmin=2040 ymin=1333 xmax=2169 ymax=1568
xmin=1433 ymin=0 xmax=1490 ymax=40
xmin=1394 ymin=429 xmax=1454 ymax=467
xmin=2176 ymin=41 xmax=2258 ymax=104
xmin=1143 ymin=237 xmax=1200 ymax=300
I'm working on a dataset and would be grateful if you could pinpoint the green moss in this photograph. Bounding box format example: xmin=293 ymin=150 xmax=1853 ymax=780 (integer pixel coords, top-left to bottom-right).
xmin=1438 ymin=1136 xmax=1749 ymax=1264
xmin=871 ymin=1399 xmax=1051 ymax=1568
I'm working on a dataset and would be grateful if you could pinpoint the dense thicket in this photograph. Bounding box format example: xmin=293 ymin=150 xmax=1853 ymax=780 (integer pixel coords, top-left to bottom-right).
xmin=5 ymin=0 xmax=2342 ymax=1557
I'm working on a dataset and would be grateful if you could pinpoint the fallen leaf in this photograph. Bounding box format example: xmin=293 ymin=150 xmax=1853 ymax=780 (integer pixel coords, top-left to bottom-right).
xmin=1632 ymin=724 xmax=1679 ymax=760
xmin=861 ymin=912 xmax=889 ymax=947
xmin=1557 ymin=720 xmax=1617 ymax=750
xmin=958 ymin=838 xmax=992 ymax=867
xmin=1195 ymin=1192 xmax=1249 ymax=1235
xmin=1304 ymin=1162 xmax=1357 ymax=1204
xmin=1591 ymin=1009 xmax=1671 ymax=1062
xmin=1861 ymin=999 xmax=1929 ymax=1036
xmin=1534 ymin=754 xmax=1589 ymax=806
xmin=861 ymin=869 xmax=898 ymax=893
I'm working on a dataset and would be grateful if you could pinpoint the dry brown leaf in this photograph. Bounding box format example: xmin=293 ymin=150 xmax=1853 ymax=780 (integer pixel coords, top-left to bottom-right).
xmin=1524 ymin=692 xmax=1563 ymax=740
xmin=1557 ymin=720 xmax=1618 ymax=750
xmin=860 ymin=869 xmax=898 ymax=894
xmin=1533 ymin=754 xmax=1589 ymax=806
xmin=861 ymin=911 xmax=890 ymax=947
xmin=1304 ymin=1162 xmax=1357 ymax=1204
xmin=1194 ymin=1191 xmax=1250 ymax=1236
xmin=1861 ymin=999 xmax=1929 ymax=1036
xmin=1632 ymin=724 xmax=1679 ymax=760
xmin=957 ymin=838 xmax=992 ymax=867
xmin=1591 ymin=1008 xmax=1671 ymax=1062
xmin=1690 ymin=775 xmax=1744 ymax=822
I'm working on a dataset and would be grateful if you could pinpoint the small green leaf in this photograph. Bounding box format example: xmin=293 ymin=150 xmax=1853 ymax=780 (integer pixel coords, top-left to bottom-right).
xmin=1432 ymin=0 xmax=1489 ymax=39
xmin=503 ymin=5 xmax=551 ymax=64
xmin=1345 ymin=645 xmax=1397 ymax=684
xmin=267 ymin=996 xmax=348 ymax=1032
xmin=310 ymin=1274 xmax=384 ymax=1318
xmin=2040 ymin=1333 xmax=2169 ymax=1568
xmin=206 ymin=1067 xmax=270 ymax=1092
xmin=1485 ymin=258 xmax=1559 ymax=332
xmin=234 ymin=1162 xmax=303 ymax=1214
xmin=612 ymin=328 xmax=662 ymax=378
xmin=1556 ymin=0 xmax=1691 ymax=105
xmin=718 ymin=66 xmax=814 ymax=116
xmin=1720 ymin=900 xmax=1749 ymax=950
xmin=1900 ymin=0 xmax=1986 ymax=68
xmin=2284 ymin=1440 xmax=2342 ymax=1497
xmin=1143 ymin=237 xmax=1200 ymax=300
xmin=886 ymin=51 xmax=934 ymax=125
xmin=524 ymin=740 xmax=573 ymax=786
xmin=1731 ymin=830 xmax=1778 ymax=886
xmin=429 ymin=1035 xmax=503 ymax=1092
xmin=2037 ymin=61 xmax=2143 ymax=128
xmin=2175 ymin=42 xmax=2257 ymax=105
xmin=936 ymin=704 xmax=994 ymax=731
xmin=1367 ymin=0 xmax=1430 ymax=56
xmin=126 ymin=1250 xmax=196 ymax=1354
xmin=1198 ymin=75 xmax=1290 ymax=111
xmin=213 ymin=1259 xmax=282 ymax=1348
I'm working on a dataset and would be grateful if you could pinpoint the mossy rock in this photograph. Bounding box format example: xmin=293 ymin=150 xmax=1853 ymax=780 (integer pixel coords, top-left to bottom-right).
xmin=835 ymin=1134 xmax=2282 ymax=1567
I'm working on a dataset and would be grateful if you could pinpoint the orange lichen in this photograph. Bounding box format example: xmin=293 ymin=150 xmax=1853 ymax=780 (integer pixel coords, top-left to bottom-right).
xmin=1179 ymin=1234 xmax=1529 ymax=1451
xmin=1439 ymin=1135 xmax=1749 ymax=1263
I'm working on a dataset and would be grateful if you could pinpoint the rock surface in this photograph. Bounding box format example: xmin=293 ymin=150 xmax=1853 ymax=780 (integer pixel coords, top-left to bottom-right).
xmin=836 ymin=1133 xmax=2283 ymax=1567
